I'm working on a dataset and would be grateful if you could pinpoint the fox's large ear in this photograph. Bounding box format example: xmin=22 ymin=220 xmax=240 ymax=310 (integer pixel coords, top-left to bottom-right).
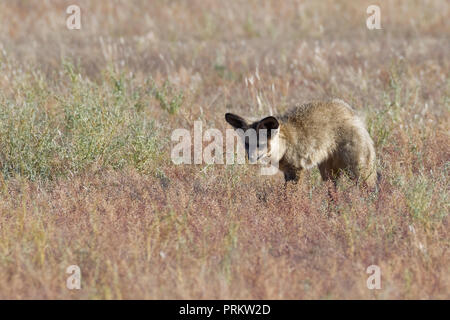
xmin=225 ymin=113 xmax=248 ymax=129
xmin=257 ymin=116 xmax=279 ymax=134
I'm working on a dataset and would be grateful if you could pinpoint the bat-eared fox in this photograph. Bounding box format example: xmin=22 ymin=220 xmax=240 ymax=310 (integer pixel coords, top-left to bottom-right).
xmin=225 ymin=99 xmax=378 ymax=189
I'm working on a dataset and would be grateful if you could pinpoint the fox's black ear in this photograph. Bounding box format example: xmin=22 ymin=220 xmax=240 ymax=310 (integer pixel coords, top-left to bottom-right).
xmin=257 ymin=116 xmax=279 ymax=132
xmin=225 ymin=113 xmax=248 ymax=129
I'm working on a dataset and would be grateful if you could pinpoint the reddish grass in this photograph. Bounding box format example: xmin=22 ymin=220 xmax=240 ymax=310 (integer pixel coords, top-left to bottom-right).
xmin=0 ymin=0 xmax=448 ymax=299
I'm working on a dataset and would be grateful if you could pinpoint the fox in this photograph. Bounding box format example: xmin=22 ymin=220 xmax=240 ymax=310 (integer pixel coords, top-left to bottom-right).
xmin=225 ymin=99 xmax=378 ymax=189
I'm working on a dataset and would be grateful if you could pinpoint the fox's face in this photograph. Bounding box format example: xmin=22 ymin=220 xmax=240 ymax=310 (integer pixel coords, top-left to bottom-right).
xmin=225 ymin=113 xmax=286 ymax=164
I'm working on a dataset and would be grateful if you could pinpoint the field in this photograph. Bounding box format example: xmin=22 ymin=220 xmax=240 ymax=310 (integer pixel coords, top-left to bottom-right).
xmin=0 ymin=0 xmax=448 ymax=299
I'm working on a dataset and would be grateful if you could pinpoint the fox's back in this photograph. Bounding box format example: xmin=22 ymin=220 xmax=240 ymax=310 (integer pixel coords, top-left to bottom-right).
xmin=279 ymin=100 xmax=358 ymax=158
xmin=279 ymin=99 xmax=356 ymax=134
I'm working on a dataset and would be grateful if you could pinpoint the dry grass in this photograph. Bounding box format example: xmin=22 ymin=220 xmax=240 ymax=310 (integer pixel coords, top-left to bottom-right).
xmin=0 ymin=0 xmax=448 ymax=299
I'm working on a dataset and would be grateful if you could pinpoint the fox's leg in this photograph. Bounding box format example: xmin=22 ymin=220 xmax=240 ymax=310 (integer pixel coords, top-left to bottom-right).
xmin=341 ymin=141 xmax=377 ymax=190
xmin=354 ymin=162 xmax=377 ymax=190
xmin=318 ymin=157 xmax=339 ymax=202
xmin=283 ymin=168 xmax=304 ymax=184
xmin=318 ymin=157 xmax=338 ymax=184
xmin=281 ymin=168 xmax=303 ymax=201
xmin=358 ymin=142 xmax=377 ymax=190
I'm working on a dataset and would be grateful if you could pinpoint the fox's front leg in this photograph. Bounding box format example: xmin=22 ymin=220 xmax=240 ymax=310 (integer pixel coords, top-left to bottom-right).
xmin=281 ymin=168 xmax=304 ymax=200
xmin=283 ymin=168 xmax=304 ymax=184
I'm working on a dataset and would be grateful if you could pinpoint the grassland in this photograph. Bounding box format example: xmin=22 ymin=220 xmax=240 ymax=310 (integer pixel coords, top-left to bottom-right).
xmin=0 ymin=0 xmax=448 ymax=299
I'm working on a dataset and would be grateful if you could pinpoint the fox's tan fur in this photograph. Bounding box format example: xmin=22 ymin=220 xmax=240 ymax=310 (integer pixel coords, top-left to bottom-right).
xmin=225 ymin=99 xmax=377 ymax=188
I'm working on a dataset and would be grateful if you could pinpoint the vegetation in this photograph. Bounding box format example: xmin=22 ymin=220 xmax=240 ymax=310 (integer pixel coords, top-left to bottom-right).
xmin=0 ymin=0 xmax=448 ymax=299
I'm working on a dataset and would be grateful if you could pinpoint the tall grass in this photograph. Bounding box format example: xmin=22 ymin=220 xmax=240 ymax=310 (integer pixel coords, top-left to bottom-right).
xmin=0 ymin=0 xmax=448 ymax=299
xmin=0 ymin=65 xmax=163 ymax=181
